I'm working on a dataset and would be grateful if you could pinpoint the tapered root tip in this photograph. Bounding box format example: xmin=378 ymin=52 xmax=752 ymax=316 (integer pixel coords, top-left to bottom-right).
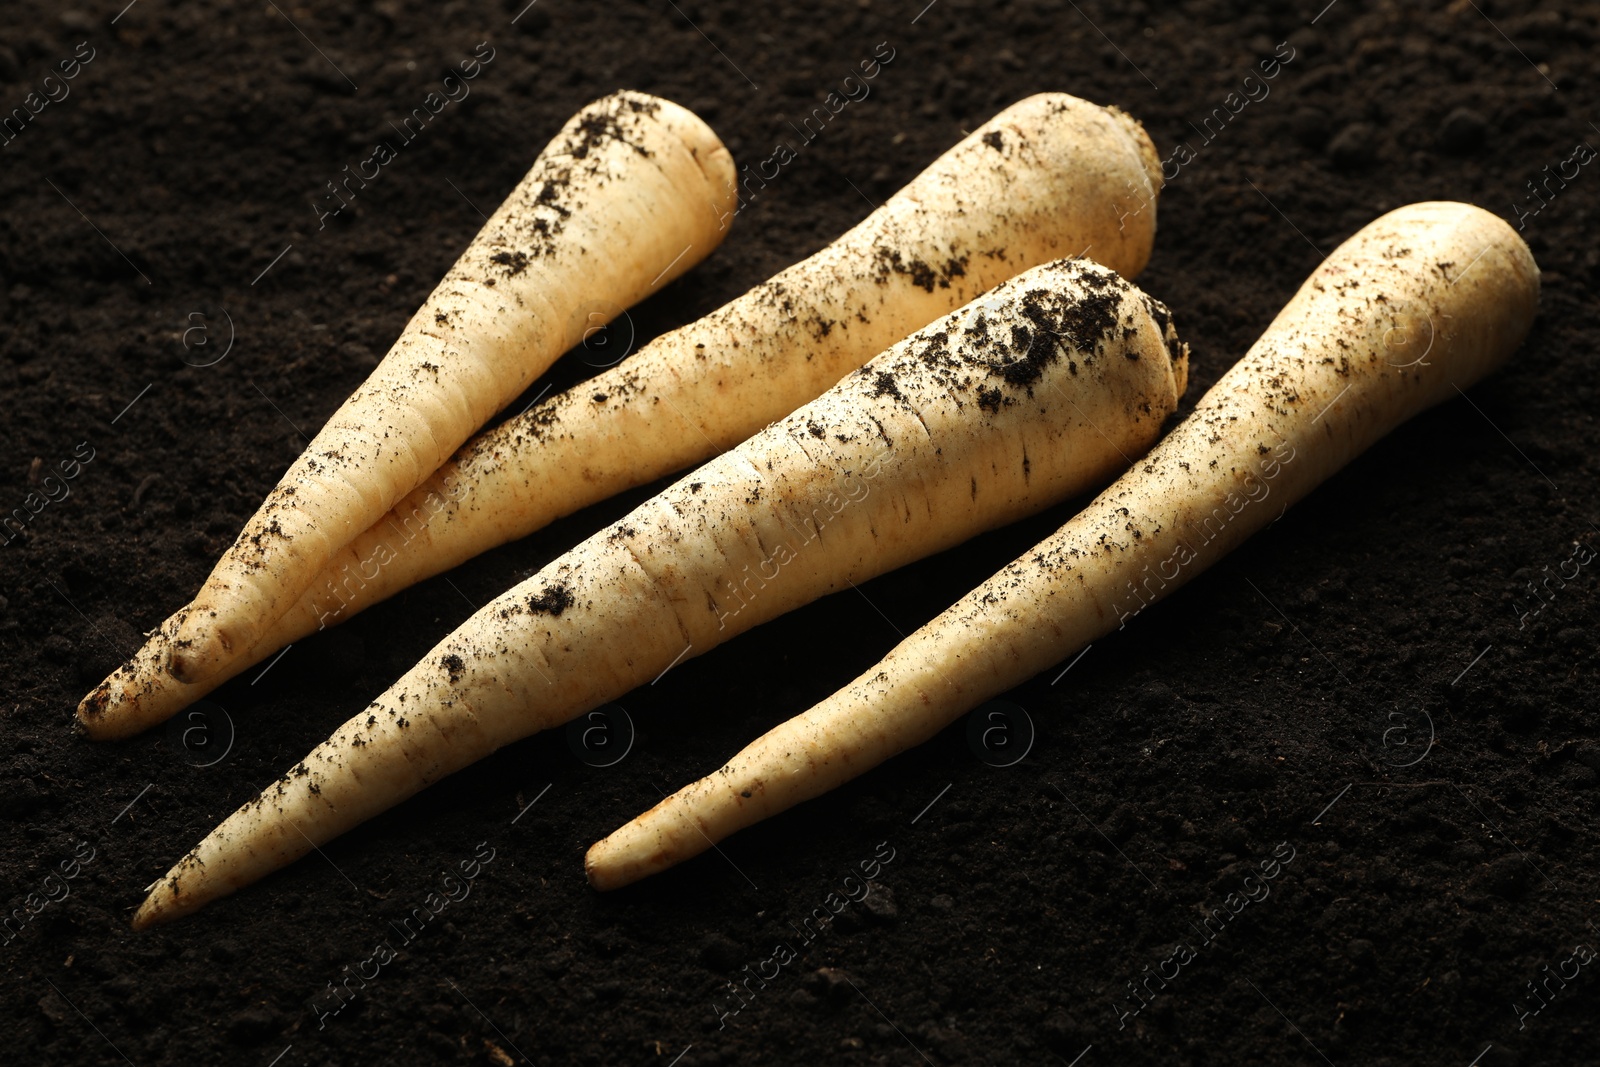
xmin=130 ymin=900 xmax=159 ymax=931
xmin=131 ymin=873 xmax=201 ymax=931
xmin=77 ymin=637 xmax=200 ymax=741
xmin=75 ymin=676 xmax=144 ymax=742
xmin=584 ymin=836 xmax=646 ymax=892
xmin=130 ymin=889 xmax=171 ymax=930
xmin=75 ymin=683 xmax=112 ymax=733
xmin=586 ymin=787 xmax=728 ymax=890
xmin=585 ymin=815 xmax=688 ymax=892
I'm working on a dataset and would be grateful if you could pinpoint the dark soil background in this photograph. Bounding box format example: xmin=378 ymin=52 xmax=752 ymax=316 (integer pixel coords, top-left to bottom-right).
xmin=2 ymin=1 xmax=1597 ymax=1064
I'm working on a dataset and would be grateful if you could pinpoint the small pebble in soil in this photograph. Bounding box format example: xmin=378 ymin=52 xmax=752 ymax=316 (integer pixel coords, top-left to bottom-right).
xmin=1438 ymin=107 xmax=1487 ymax=154
xmin=1136 ymin=679 xmax=1177 ymax=713
xmin=0 ymin=778 xmax=42 ymax=815
xmin=226 ymin=1007 xmax=280 ymax=1043
xmin=1290 ymin=106 xmax=1329 ymax=150
xmin=1494 ymin=1048 xmax=1526 ymax=1066
xmin=1327 ymin=123 xmax=1375 ymax=169
xmin=806 ymin=966 xmax=853 ymax=1003
xmin=1042 ymin=1008 xmax=1091 ymax=1052
xmin=1475 ymin=853 xmax=1530 ymax=898
xmin=859 ymin=882 xmax=898 ymax=922
xmin=38 ymin=992 xmax=68 ymax=1024
xmin=341 ymin=340 xmax=377 ymax=369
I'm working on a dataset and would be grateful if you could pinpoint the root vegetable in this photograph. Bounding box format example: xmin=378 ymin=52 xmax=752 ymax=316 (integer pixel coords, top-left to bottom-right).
xmin=164 ymin=91 xmax=738 ymax=683
xmin=82 ymin=91 xmax=1164 ymax=739
xmin=130 ymin=256 xmax=1189 ymax=927
xmin=584 ymin=201 xmax=1539 ymax=890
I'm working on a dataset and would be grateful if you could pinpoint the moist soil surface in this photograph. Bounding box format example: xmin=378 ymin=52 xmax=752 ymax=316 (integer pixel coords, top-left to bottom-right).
xmin=2 ymin=2 xmax=1598 ymax=1065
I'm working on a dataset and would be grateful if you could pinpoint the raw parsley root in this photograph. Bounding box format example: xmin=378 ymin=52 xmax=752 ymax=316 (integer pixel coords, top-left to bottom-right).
xmin=584 ymin=201 xmax=1539 ymax=890
xmin=132 ymin=257 xmax=1188 ymax=926
xmin=83 ymin=92 xmax=1164 ymax=739
xmin=164 ymin=91 xmax=737 ymax=683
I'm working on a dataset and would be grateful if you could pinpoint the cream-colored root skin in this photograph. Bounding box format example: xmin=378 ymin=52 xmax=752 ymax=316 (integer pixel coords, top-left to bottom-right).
xmin=584 ymin=201 xmax=1539 ymax=891
xmin=131 ymin=257 xmax=1187 ymax=927
xmin=85 ymin=92 xmax=1166 ymax=739
xmin=164 ymin=91 xmax=737 ymax=684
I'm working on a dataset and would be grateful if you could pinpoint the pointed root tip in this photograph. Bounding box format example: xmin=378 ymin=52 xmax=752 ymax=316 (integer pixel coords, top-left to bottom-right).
xmin=75 ymin=681 xmax=150 ymax=742
xmin=129 ymin=897 xmax=161 ymax=931
xmin=586 ymin=826 xmax=684 ymax=892
xmin=584 ymin=838 xmax=643 ymax=893
xmin=130 ymin=881 xmax=189 ymax=931
xmin=583 ymin=842 xmax=616 ymax=891
xmin=74 ymin=684 xmax=114 ymax=739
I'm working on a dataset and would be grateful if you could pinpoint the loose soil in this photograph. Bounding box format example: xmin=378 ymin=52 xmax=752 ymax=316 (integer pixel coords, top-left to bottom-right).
xmin=1 ymin=2 xmax=1596 ymax=1065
